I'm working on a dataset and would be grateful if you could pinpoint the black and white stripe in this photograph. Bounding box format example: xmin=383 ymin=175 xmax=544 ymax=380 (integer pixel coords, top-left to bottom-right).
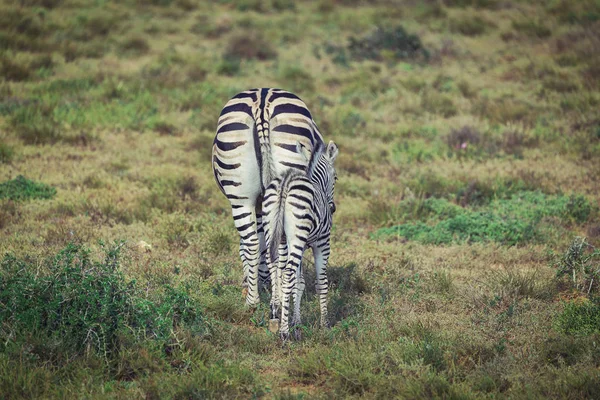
xmin=263 ymin=141 xmax=339 ymax=340
xmin=212 ymin=88 xmax=324 ymax=306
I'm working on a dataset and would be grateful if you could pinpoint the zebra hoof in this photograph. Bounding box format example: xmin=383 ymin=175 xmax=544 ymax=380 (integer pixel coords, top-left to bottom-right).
xmin=280 ymin=331 xmax=290 ymax=342
xmin=293 ymin=327 xmax=302 ymax=341
xmin=269 ymin=319 xmax=280 ymax=333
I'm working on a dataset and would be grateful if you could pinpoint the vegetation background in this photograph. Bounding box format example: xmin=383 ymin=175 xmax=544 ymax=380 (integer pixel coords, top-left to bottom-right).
xmin=1 ymin=0 xmax=599 ymax=398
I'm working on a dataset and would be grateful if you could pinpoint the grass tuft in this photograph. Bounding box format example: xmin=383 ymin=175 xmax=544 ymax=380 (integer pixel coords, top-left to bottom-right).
xmin=553 ymin=237 xmax=600 ymax=295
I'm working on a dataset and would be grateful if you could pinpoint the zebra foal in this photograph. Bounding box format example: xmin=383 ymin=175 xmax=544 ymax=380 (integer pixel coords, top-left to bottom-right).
xmin=263 ymin=141 xmax=338 ymax=340
xmin=212 ymin=88 xmax=324 ymax=306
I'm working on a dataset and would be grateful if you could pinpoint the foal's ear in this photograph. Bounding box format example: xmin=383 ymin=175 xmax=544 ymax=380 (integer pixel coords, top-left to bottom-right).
xmin=326 ymin=141 xmax=339 ymax=162
xmin=296 ymin=141 xmax=311 ymax=163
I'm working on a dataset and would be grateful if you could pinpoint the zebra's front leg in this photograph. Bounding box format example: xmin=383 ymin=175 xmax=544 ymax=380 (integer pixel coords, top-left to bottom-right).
xmin=291 ymin=261 xmax=305 ymax=341
xmin=312 ymin=240 xmax=330 ymax=328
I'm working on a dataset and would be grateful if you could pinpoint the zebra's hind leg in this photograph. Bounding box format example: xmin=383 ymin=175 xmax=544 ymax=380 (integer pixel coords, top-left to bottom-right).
xmin=268 ymin=238 xmax=287 ymax=333
xmin=280 ymin=239 xmax=303 ymax=341
xmin=233 ymin=205 xmax=260 ymax=307
xmin=291 ymin=261 xmax=305 ymax=341
xmin=279 ymin=264 xmax=296 ymax=341
xmin=240 ymin=241 xmax=249 ymax=298
xmin=256 ymin=208 xmax=271 ymax=292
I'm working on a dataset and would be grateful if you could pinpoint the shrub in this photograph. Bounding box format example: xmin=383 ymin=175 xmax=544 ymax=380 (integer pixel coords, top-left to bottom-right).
xmin=0 ymin=242 xmax=208 ymax=359
xmin=347 ymin=25 xmax=429 ymax=62
xmin=223 ymin=31 xmax=277 ymax=61
xmin=0 ymin=175 xmax=56 ymax=201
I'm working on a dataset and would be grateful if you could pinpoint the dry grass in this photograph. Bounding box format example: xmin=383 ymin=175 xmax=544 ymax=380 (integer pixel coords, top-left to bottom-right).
xmin=0 ymin=0 xmax=599 ymax=398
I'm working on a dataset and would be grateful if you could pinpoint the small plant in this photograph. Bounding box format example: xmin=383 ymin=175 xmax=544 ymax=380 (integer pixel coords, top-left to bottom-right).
xmin=553 ymin=237 xmax=600 ymax=295
xmin=0 ymin=175 xmax=56 ymax=201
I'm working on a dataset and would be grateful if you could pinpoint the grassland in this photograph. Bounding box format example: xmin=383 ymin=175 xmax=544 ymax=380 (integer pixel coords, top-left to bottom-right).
xmin=1 ymin=0 xmax=600 ymax=398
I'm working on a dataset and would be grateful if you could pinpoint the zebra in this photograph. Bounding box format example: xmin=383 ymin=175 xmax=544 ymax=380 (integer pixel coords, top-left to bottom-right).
xmin=212 ymin=88 xmax=324 ymax=307
xmin=263 ymin=140 xmax=339 ymax=340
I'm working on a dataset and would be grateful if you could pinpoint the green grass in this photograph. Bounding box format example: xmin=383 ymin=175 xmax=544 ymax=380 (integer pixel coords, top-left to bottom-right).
xmin=1 ymin=0 xmax=600 ymax=398
xmin=374 ymin=192 xmax=594 ymax=245
xmin=0 ymin=176 xmax=56 ymax=201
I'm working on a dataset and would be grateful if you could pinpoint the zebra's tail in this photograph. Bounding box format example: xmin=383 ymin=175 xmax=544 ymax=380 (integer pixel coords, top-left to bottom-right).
xmin=265 ymin=171 xmax=296 ymax=267
xmin=256 ymin=118 xmax=276 ymax=193
xmin=266 ymin=180 xmax=285 ymax=268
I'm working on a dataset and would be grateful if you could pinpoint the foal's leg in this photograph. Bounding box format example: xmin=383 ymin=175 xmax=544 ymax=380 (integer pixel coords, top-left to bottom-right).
xmin=312 ymin=240 xmax=330 ymax=328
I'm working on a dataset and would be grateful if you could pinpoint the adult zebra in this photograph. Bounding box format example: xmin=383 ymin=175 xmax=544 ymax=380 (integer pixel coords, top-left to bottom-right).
xmin=263 ymin=141 xmax=339 ymax=340
xmin=212 ymin=88 xmax=324 ymax=307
